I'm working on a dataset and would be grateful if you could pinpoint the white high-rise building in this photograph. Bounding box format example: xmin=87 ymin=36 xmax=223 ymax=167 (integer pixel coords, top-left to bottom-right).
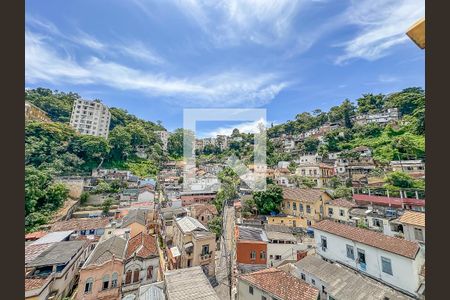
xmin=69 ymin=99 xmax=111 ymax=138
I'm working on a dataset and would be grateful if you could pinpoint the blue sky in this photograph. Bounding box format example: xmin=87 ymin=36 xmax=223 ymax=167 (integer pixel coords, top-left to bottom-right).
xmin=25 ymin=0 xmax=424 ymax=137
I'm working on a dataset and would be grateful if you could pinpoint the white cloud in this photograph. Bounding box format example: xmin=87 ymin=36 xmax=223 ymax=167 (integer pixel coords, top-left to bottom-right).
xmin=206 ymin=118 xmax=270 ymax=137
xmin=25 ymin=30 xmax=287 ymax=107
xmin=335 ymin=0 xmax=424 ymax=64
xmin=115 ymin=41 xmax=165 ymax=65
xmin=167 ymin=0 xmax=305 ymax=47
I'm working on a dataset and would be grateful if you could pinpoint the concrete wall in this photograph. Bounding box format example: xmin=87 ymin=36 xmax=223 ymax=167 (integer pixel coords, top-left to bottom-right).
xmin=55 ymin=178 xmax=85 ymax=199
xmin=236 ymin=241 xmax=267 ymax=265
xmin=404 ymin=224 xmax=425 ymax=243
xmin=267 ymin=243 xmax=307 ymax=267
xmin=237 ymin=279 xmax=273 ymax=300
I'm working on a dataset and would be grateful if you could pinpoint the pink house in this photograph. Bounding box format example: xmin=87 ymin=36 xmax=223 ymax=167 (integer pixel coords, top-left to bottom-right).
xmin=77 ymin=236 xmax=128 ymax=300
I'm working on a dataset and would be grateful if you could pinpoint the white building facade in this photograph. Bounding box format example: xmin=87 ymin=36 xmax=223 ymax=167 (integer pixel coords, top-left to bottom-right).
xmin=69 ymin=99 xmax=111 ymax=138
xmin=313 ymin=220 xmax=424 ymax=298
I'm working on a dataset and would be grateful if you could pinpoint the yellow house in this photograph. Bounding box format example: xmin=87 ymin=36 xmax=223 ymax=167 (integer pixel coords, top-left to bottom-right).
xmin=267 ymin=215 xmax=304 ymax=228
xmin=324 ymin=198 xmax=357 ymax=224
xmin=280 ymin=187 xmax=332 ymax=228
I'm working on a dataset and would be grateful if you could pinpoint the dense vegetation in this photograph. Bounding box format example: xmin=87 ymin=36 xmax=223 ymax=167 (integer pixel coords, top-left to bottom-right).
xmin=25 ymin=88 xmax=167 ymax=232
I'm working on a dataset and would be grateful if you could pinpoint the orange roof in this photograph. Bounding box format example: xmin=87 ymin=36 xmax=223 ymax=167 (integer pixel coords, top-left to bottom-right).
xmin=25 ymin=277 xmax=51 ymax=291
xmin=398 ymin=211 xmax=425 ymax=227
xmin=50 ymin=218 xmax=109 ymax=231
xmin=238 ymin=268 xmax=319 ymax=300
xmin=25 ymin=231 xmax=47 ymax=241
xmin=313 ymin=220 xmax=420 ymax=259
xmin=126 ymin=232 xmax=158 ymax=258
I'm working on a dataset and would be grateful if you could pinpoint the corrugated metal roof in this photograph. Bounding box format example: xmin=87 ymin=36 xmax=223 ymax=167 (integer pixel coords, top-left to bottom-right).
xmin=165 ymin=267 xmax=219 ymax=300
xmin=31 ymin=230 xmax=74 ymax=245
xmin=139 ymin=282 xmax=165 ymax=300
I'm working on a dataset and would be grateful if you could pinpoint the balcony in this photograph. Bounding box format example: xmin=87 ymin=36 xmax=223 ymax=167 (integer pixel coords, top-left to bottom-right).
xmin=200 ymin=251 xmax=213 ymax=261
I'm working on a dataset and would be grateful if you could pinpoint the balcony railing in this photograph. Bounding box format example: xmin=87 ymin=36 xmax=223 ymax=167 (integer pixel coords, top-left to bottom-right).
xmin=200 ymin=251 xmax=213 ymax=260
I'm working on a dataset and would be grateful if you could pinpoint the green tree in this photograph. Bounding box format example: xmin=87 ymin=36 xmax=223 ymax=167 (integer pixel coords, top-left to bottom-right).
xmin=301 ymin=137 xmax=320 ymax=153
xmin=207 ymin=216 xmax=223 ymax=240
xmin=102 ymin=198 xmax=113 ymax=216
xmin=356 ymin=93 xmax=385 ymax=114
xmin=252 ymin=184 xmax=283 ymax=215
xmin=168 ymin=128 xmax=184 ymax=158
xmin=289 ymin=175 xmax=315 ymax=188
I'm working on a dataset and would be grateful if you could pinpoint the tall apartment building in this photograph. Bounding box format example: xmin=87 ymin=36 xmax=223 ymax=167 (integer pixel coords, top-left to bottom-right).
xmin=69 ymin=99 xmax=111 ymax=138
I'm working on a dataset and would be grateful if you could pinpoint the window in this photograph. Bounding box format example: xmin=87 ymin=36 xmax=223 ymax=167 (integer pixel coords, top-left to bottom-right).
xmin=133 ymin=268 xmax=140 ymax=283
xmin=147 ymin=266 xmax=153 ymax=280
xmin=275 ymin=255 xmax=282 ymax=260
xmin=328 ymin=208 xmax=333 ymax=215
xmin=293 ymin=202 xmax=297 ymax=210
xmin=299 ymin=204 xmax=303 ymax=212
xmin=414 ymin=228 xmax=424 ymax=242
xmin=249 ymin=286 xmax=254 ymax=294
xmin=311 ymin=279 xmax=316 ymax=285
xmin=84 ymin=278 xmax=93 ymax=293
xmin=322 ymin=285 xmax=327 ymax=294
xmin=250 ymin=251 xmax=256 ymax=260
xmin=306 ymin=205 xmax=311 ymax=214
xmin=339 ymin=209 xmax=345 ymax=217
xmin=111 ymin=272 xmax=118 ymax=288
xmin=202 ymin=244 xmax=210 ymax=255
xmin=260 ymin=251 xmax=266 ymax=259
xmin=102 ymin=274 xmax=109 ymax=290
xmin=301 ymin=273 xmax=306 ymax=280
xmin=89 ymin=229 xmax=95 ymax=235
xmin=125 ymin=270 xmax=132 ymax=284
xmin=381 ymin=257 xmax=393 ymax=275
xmin=287 ymin=202 xmax=290 ymax=209
xmin=372 ymin=218 xmax=382 ymax=227
xmin=346 ymin=245 xmax=355 ymax=260
xmin=80 ymin=230 xmax=86 ymax=235
xmin=320 ymin=236 xmax=327 ymax=251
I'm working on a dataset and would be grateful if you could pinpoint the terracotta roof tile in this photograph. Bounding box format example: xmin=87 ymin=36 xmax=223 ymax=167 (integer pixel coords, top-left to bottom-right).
xmin=50 ymin=218 xmax=109 ymax=232
xmin=326 ymin=198 xmax=357 ymax=208
xmin=312 ymin=220 xmax=420 ymax=259
xmin=398 ymin=211 xmax=425 ymax=227
xmin=282 ymin=187 xmax=327 ymax=203
xmin=126 ymin=232 xmax=158 ymax=258
xmin=239 ymin=268 xmax=319 ymax=300
xmin=25 ymin=277 xmax=51 ymax=291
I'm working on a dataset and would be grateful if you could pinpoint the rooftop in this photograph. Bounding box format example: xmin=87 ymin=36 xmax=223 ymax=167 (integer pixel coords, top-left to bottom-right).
xmin=176 ymin=216 xmax=207 ymax=233
xmin=282 ymin=187 xmax=327 ymax=203
xmin=85 ymin=235 xmax=127 ymax=266
xmin=398 ymin=211 xmax=425 ymax=227
xmin=27 ymin=240 xmax=86 ymax=267
xmin=238 ymin=268 xmax=319 ymax=300
xmin=312 ymin=220 xmax=420 ymax=259
xmin=353 ymin=194 xmax=425 ymax=208
xmin=50 ymin=218 xmax=110 ymax=232
xmin=25 ymin=277 xmax=52 ymax=292
xmin=165 ymin=266 xmax=220 ymax=300
xmin=126 ymin=232 xmax=158 ymax=259
xmin=237 ymin=226 xmax=268 ymax=242
xmin=25 ymin=243 xmax=54 ymax=265
xmin=265 ymin=231 xmax=297 ymax=242
xmin=122 ymin=208 xmax=148 ymax=227
xmin=326 ymin=198 xmax=357 ymax=209
xmin=292 ymin=255 xmax=412 ymax=300
xmin=31 ymin=230 xmax=74 ymax=245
